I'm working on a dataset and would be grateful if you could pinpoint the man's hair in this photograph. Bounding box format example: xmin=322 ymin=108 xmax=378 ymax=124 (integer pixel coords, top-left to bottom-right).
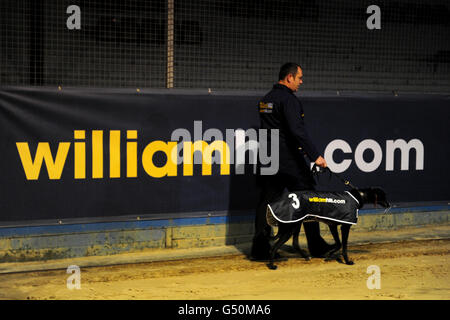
xmin=278 ymin=63 xmax=301 ymax=81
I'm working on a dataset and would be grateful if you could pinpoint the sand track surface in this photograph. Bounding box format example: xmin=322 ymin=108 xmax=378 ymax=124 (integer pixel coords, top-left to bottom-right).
xmin=0 ymin=239 xmax=449 ymax=300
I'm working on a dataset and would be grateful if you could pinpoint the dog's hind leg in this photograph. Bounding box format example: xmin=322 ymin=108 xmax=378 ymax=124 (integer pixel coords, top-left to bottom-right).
xmin=268 ymin=224 xmax=293 ymax=270
xmin=292 ymin=223 xmax=311 ymax=261
xmin=324 ymin=224 xmax=341 ymax=261
xmin=340 ymin=224 xmax=354 ymax=265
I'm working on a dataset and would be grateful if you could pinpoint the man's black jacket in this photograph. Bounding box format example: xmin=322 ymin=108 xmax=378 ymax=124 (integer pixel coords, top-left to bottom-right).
xmin=259 ymin=84 xmax=320 ymax=187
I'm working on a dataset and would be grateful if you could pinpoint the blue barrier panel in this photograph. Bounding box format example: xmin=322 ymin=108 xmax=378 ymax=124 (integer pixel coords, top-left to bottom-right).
xmin=0 ymin=87 xmax=448 ymax=224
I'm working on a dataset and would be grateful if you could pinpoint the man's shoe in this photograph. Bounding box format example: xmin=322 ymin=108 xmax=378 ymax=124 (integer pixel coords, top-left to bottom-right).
xmin=250 ymin=252 xmax=286 ymax=262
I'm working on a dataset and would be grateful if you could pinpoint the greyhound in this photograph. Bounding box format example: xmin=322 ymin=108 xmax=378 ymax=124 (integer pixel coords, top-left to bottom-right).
xmin=267 ymin=187 xmax=390 ymax=270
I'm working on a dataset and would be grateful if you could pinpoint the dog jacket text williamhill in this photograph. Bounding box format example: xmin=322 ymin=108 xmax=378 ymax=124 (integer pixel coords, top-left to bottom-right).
xmin=267 ymin=190 xmax=360 ymax=226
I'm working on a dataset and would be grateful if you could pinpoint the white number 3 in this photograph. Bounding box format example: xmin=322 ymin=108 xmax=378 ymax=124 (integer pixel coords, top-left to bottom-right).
xmin=288 ymin=193 xmax=300 ymax=209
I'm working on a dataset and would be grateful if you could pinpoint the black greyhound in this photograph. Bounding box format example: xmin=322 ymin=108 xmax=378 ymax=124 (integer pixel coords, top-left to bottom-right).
xmin=267 ymin=187 xmax=390 ymax=270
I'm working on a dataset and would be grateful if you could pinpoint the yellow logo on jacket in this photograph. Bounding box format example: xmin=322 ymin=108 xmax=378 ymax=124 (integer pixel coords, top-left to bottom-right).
xmin=309 ymin=197 xmax=346 ymax=204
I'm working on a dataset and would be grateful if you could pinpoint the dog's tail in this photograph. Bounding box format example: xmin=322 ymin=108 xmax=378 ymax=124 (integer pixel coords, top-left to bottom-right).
xmin=266 ymin=206 xmax=279 ymax=227
xmin=266 ymin=229 xmax=280 ymax=241
xmin=265 ymin=206 xmax=281 ymax=240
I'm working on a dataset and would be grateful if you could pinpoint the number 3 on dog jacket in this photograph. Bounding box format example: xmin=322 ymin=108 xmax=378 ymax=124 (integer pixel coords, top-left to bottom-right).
xmin=266 ymin=190 xmax=360 ymax=226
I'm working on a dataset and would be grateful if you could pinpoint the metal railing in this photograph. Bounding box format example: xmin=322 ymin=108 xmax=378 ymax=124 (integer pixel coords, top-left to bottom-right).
xmin=1 ymin=0 xmax=449 ymax=93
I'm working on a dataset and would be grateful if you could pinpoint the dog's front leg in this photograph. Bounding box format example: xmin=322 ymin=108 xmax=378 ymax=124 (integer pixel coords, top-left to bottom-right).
xmin=340 ymin=224 xmax=354 ymax=265
xmin=324 ymin=224 xmax=341 ymax=261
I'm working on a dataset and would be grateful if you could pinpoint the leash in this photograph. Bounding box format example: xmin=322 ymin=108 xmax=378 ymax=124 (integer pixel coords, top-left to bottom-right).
xmin=311 ymin=164 xmax=358 ymax=190
xmin=311 ymin=164 xmax=392 ymax=214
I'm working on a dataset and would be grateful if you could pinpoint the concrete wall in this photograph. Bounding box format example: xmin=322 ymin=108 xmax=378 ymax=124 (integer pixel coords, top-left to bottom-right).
xmin=0 ymin=207 xmax=448 ymax=263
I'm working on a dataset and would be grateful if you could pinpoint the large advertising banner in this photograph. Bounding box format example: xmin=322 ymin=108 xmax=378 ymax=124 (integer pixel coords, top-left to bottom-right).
xmin=0 ymin=88 xmax=448 ymax=224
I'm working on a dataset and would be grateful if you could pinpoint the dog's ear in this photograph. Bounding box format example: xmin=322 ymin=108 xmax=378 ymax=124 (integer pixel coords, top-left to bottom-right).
xmin=372 ymin=187 xmax=390 ymax=208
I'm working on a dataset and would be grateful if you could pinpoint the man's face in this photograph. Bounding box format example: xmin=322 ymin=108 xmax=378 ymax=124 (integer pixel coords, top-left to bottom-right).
xmin=288 ymin=67 xmax=303 ymax=92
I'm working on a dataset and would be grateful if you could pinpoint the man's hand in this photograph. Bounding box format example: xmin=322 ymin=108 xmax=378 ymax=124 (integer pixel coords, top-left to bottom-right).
xmin=315 ymin=156 xmax=327 ymax=168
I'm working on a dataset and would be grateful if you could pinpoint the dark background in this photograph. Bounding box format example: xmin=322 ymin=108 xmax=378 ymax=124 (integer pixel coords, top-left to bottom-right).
xmin=0 ymin=1 xmax=449 ymax=225
xmin=1 ymin=0 xmax=449 ymax=92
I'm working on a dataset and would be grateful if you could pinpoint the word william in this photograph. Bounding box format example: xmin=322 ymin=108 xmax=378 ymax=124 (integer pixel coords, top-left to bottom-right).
xmin=16 ymin=125 xmax=279 ymax=180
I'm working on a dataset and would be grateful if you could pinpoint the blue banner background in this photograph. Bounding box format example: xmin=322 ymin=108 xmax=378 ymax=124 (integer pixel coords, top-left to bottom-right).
xmin=0 ymin=88 xmax=448 ymax=224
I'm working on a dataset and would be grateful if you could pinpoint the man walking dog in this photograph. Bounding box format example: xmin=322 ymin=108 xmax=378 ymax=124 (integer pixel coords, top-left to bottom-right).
xmin=251 ymin=62 xmax=333 ymax=260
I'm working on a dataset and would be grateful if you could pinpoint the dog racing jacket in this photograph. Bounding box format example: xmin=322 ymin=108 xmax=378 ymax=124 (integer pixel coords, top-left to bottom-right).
xmin=266 ymin=190 xmax=360 ymax=226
